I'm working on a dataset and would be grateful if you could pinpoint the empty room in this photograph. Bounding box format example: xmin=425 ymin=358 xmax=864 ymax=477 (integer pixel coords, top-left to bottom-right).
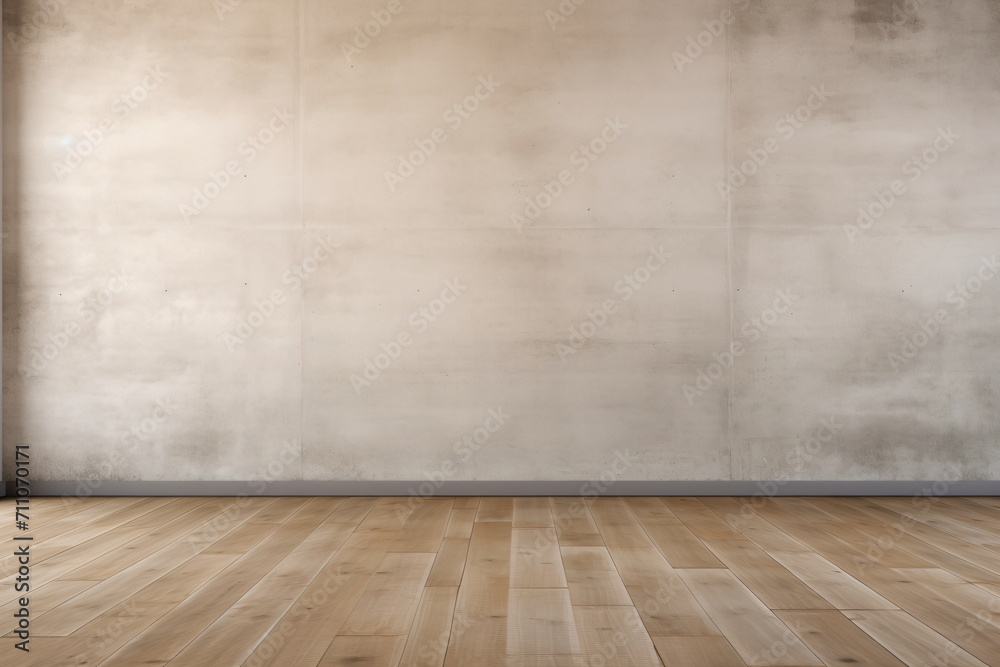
xmin=2 ymin=0 xmax=1000 ymax=665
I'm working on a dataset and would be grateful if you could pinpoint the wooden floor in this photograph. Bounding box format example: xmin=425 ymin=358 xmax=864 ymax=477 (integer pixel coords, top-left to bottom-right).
xmin=3 ymin=496 xmax=1000 ymax=666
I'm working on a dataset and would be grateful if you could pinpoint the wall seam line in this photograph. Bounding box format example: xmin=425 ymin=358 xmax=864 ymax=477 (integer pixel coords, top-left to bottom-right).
xmin=726 ymin=0 xmax=736 ymax=483
xmin=297 ymin=0 xmax=306 ymax=483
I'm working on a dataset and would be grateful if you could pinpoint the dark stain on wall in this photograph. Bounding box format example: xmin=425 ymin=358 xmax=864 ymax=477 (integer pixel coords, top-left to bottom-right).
xmin=853 ymin=0 xmax=924 ymax=40
xmin=2 ymin=2 xmax=31 ymax=31
xmin=835 ymin=415 xmax=989 ymax=479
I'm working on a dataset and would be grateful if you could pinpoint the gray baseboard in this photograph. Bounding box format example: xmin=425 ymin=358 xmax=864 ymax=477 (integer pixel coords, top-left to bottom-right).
xmin=4 ymin=479 xmax=999 ymax=497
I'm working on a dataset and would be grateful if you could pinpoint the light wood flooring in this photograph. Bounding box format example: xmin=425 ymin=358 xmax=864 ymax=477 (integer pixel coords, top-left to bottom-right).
xmin=3 ymin=495 xmax=1000 ymax=666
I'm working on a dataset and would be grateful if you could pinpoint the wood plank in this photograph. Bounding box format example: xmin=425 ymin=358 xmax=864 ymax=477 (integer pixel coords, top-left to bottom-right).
xmin=502 ymin=658 xmax=584 ymax=667
xmin=846 ymin=610 xmax=989 ymax=667
xmin=800 ymin=497 xmax=895 ymax=530
xmin=701 ymin=538 xmax=833 ymax=610
xmin=911 ymin=498 xmax=1000 ymax=537
xmin=30 ymin=498 xmax=256 ymax=636
xmin=897 ymin=568 xmax=1000 ymax=631
xmin=587 ymin=498 xmax=653 ymax=547
xmin=1 ymin=579 xmax=96 ymax=614
xmin=812 ymin=520 xmax=935 ymax=569
xmin=163 ymin=499 xmax=359 ymax=667
xmin=8 ymin=495 xmax=999 ymax=667
xmin=476 ymin=498 xmax=513 ymax=522
xmin=199 ymin=517 xmax=280 ymax=555
xmin=390 ymin=499 xmax=453 ymax=553
xmin=561 ymin=547 xmax=632 ymax=606
xmin=0 ymin=497 xmax=172 ymax=578
xmin=572 ymin=606 xmax=661 ymax=667
xmin=940 ymin=497 xmax=1000 ymax=528
xmin=701 ymin=498 xmax=808 ymax=555
xmin=237 ymin=498 xmax=406 ymax=667
xmin=0 ymin=636 xmax=95 ymax=667
xmin=339 ymin=552 xmax=435 ymax=635
xmin=4 ymin=498 xmax=146 ymax=549
xmin=0 ymin=497 xmax=211 ymax=595
xmin=630 ymin=498 xmax=723 ymax=568
xmin=62 ymin=497 xmax=275 ymax=581
xmin=324 ymin=495 xmax=380 ymax=526
xmin=977 ymin=581 xmax=1000 ymax=598
xmin=866 ymin=497 xmax=1000 ymax=550
xmin=851 ymin=560 xmax=1000 ymax=662
xmin=444 ymin=521 xmax=512 ymax=667
xmin=652 ymin=637 xmax=746 ymax=667
xmin=0 ymin=498 xmax=154 ymax=580
xmin=99 ymin=498 xmax=342 ymax=665
xmin=697 ymin=496 xmax=758 ymax=529
xmin=453 ymin=497 xmax=480 ymax=509
xmin=511 ymin=528 xmax=567 ymax=589
xmin=1 ymin=497 xmax=115 ymax=537
xmin=676 ymin=569 xmax=823 ymax=667
xmin=398 ymin=587 xmax=458 ymax=667
xmin=623 ymin=497 xmax=675 ymax=523
xmin=814 ymin=498 xmax=1000 ymax=581
xmin=507 ymin=589 xmax=580 ymax=656
xmin=25 ymin=554 xmax=240 ymax=667
xmin=963 ymin=497 xmax=1000 ymax=512
xmin=606 ymin=546 xmax=719 ymax=637
xmin=764 ymin=550 xmax=896 ymax=610
xmin=550 ymin=497 xmax=604 ymax=547
xmin=318 ymin=635 xmax=407 ymax=666
xmin=774 ymin=610 xmax=907 ymax=666
xmin=660 ymin=498 xmax=744 ymax=541
xmin=445 ymin=508 xmax=477 ymax=539
xmin=847 ymin=499 xmax=1000 ymax=575
xmin=771 ymin=497 xmax=841 ymax=524
xmin=245 ymin=496 xmax=311 ymax=524
xmin=734 ymin=498 xmax=1000 ymax=663
xmin=514 ymin=497 xmax=554 ymax=528
xmin=426 ymin=537 xmax=470 ymax=588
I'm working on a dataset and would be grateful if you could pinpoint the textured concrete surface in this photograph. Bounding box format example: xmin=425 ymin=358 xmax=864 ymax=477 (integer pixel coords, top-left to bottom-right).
xmin=2 ymin=0 xmax=998 ymax=482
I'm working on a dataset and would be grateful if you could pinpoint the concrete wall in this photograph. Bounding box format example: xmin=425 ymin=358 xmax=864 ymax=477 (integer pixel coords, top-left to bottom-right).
xmin=2 ymin=0 xmax=998 ymax=485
